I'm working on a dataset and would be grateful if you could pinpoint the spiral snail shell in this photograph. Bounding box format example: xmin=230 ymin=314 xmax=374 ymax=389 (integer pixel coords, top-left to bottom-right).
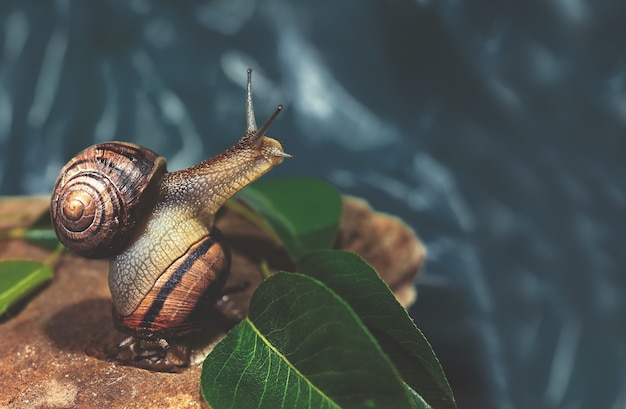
xmin=50 ymin=69 xmax=290 ymax=371
xmin=51 ymin=143 xmax=166 ymax=258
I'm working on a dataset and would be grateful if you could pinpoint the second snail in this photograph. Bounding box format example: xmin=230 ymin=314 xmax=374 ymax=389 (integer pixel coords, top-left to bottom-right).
xmin=50 ymin=69 xmax=290 ymax=371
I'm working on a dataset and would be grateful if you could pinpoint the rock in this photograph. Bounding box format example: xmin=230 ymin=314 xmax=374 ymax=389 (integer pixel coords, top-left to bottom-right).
xmin=0 ymin=196 xmax=425 ymax=408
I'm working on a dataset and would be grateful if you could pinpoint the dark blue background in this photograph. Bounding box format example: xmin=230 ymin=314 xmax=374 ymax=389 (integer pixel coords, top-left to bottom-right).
xmin=1 ymin=1 xmax=624 ymax=408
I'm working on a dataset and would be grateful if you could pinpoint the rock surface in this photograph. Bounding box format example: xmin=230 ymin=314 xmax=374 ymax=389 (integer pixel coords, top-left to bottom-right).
xmin=0 ymin=196 xmax=425 ymax=408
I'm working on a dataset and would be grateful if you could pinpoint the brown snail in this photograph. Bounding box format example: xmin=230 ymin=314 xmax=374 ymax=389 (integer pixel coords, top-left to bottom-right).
xmin=50 ymin=69 xmax=290 ymax=371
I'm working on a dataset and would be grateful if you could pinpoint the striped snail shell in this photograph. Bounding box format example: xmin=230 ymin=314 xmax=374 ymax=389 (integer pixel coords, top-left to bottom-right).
xmin=50 ymin=143 xmax=166 ymax=258
xmin=49 ymin=69 xmax=290 ymax=371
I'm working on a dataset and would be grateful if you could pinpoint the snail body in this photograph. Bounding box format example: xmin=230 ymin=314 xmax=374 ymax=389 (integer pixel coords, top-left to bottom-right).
xmin=50 ymin=69 xmax=289 ymax=370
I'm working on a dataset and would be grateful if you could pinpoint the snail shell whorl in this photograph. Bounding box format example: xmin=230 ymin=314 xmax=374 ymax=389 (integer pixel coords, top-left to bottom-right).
xmin=50 ymin=142 xmax=167 ymax=258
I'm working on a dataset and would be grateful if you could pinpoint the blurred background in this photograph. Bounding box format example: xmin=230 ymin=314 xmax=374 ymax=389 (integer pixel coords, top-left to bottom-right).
xmin=1 ymin=1 xmax=625 ymax=408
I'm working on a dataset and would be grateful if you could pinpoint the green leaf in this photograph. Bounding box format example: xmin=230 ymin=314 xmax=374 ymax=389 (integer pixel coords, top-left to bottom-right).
xmin=0 ymin=227 xmax=60 ymax=250
xmin=22 ymin=228 xmax=61 ymax=250
xmin=298 ymin=250 xmax=456 ymax=409
xmin=24 ymin=208 xmax=61 ymax=250
xmin=235 ymin=177 xmax=342 ymax=261
xmin=0 ymin=206 xmax=60 ymax=250
xmin=0 ymin=260 xmax=53 ymax=316
xmin=202 ymin=272 xmax=418 ymax=409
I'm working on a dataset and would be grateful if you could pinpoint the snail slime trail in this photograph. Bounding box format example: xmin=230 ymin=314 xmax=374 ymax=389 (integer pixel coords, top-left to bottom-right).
xmin=50 ymin=69 xmax=291 ymax=372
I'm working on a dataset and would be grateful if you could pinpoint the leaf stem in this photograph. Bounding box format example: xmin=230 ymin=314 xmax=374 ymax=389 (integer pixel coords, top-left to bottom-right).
xmin=223 ymin=199 xmax=281 ymax=243
xmin=44 ymin=242 xmax=65 ymax=266
xmin=259 ymin=259 xmax=273 ymax=279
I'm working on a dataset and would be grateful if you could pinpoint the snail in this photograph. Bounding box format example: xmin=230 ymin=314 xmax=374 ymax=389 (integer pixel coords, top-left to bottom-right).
xmin=50 ymin=69 xmax=290 ymax=371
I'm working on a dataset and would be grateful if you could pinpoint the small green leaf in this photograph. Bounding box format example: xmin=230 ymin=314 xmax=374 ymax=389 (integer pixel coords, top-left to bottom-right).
xmin=0 ymin=227 xmax=60 ymax=250
xmin=0 ymin=260 xmax=53 ymax=316
xmin=23 ymin=208 xmax=61 ymax=250
xmin=0 ymin=206 xmax=60 ymax=250
xmin=22 ymin=228 xmax=61 ymax=250
xmin=202 ymin=272 xmax=418 ymax=409
xmin=235 ymin=177 xmax=342 ymax=261
xmin=298 ymin=250 xmax=456 ymax=409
